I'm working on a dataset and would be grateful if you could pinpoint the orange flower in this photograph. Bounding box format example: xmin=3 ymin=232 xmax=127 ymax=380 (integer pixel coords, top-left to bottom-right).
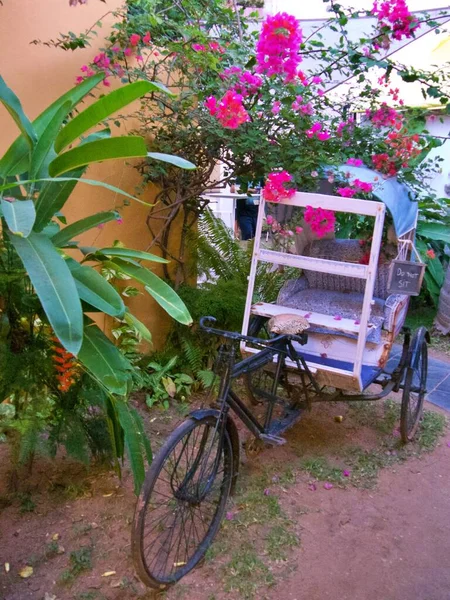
xmin=426 ymin=249 xmax=436 ymax=260
xmin=51 ymin=337 xmax=79 ymax=392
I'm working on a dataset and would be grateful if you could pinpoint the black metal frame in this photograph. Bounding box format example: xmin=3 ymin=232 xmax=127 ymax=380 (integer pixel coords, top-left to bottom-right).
xmin=198 ymin=317 xmax=413 ymax=444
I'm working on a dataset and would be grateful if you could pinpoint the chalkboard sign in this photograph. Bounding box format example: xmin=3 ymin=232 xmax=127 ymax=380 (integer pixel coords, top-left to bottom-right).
xmin=387 ymin=260 xmax=426 ymax=296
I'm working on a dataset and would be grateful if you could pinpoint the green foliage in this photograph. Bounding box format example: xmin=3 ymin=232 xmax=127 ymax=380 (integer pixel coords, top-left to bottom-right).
xmin=0 ymin=77 xmax=194 ymax=493
xmin=136 ymin=356 xmax=194 ymax=409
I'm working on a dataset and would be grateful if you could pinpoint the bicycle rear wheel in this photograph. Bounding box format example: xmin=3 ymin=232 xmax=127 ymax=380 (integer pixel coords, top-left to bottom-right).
xmin=132 ymin=415 xmax=233 ymax=590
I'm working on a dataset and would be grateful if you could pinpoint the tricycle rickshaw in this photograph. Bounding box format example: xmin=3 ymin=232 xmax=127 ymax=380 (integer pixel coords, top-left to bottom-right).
xmin=131 ymin=166 xmax=428 ymax=590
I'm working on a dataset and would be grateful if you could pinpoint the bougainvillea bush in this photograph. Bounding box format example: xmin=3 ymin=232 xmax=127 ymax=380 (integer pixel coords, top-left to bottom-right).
xmin=59 ymin=0 xmax=449 ymax=297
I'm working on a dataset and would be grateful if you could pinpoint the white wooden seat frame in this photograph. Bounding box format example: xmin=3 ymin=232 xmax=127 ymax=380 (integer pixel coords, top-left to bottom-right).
xmin=240 ymin=191 xmax=386 ymax=392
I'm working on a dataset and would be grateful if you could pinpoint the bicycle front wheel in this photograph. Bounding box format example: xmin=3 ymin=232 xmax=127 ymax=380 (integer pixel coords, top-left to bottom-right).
xmin=132 ymin=415 xmax=233 ymax=589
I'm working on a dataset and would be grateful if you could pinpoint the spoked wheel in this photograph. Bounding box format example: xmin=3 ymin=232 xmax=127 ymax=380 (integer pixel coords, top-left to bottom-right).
xmin=132 ymin=415 xmax=233 ymax=590
xmin=400 ymin=326 xmax=429 ymax=443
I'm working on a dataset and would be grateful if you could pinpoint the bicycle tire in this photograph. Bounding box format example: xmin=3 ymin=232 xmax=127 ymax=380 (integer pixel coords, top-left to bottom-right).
xmin=132 ymin=415 xmax=233 ymax=589
xmin=400 ymin=327 xmax=428 ymax=443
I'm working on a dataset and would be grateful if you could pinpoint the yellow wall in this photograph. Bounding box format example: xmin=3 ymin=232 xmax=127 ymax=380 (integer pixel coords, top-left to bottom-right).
xmin=0 ymin=0 xmax=177 ymax=347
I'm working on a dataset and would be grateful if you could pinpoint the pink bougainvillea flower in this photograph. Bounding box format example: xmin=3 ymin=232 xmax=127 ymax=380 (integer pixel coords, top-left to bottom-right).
xmin=447 ymin=442 xmax=450 ymax=448
xmin=215 ymin=90 xmax=250 ymax=129
xmin=295 ymin=226 xmax=303 ymax=234
xmin=192 ymin=43 xmax=205 ymax=52
xmin=334 ymin=314 xmax=342 ymax=321
xmin=317 ymin=131 xmax=331 ymax=141
xmin=308 ymin=483 xmax=317 ymax=491
xmin=264 ymin=488 xmax=271 ymax=496
xmin=266 ymin=215 xmax=274 ymax=225
xmin=303 ymin=312 xmax=312 ymax=318
xmin=256 ymin=12 xmax=303 ymax=80
xmin=204 ymin=95 xmax=218 ymax=116
xmin=337 ymin=187 xmax=356 ymax=198
xmin=426 ymin=249 xmax=436 ymax=259
xmin=225 ymin=511 xmax=235 ymax=521
xmin=143 ymin=31 xmax=151 ymax=45
xmin=352 ymin=179 xmax=373 ymax=194
xmin=124 ymin=47 xmax=133 ymax=57
xmin=102 ymin=78 xmax=111 ymax=87
xmin=343 ymin=470 xmax=351 ymax=477
xmin=304 ymin=205 xmax=336 ymax=238
xmin=129 ymin=33 xmax=141 ymax=46
xmin=372 ymin=0 xmax=420 ymax=41
xmin=323 ymin=482 xmax=333 ymax=490
xmin=393 ymin=427 xmax=401 ymax=437
xmin=116 ymin=217 xmax=123 ymax=225
xmin=311 ymin=170 xmax=319 ymax=178
xmin=299 ymin=102 xmax=314 ymax=115
xmin=262 ymin=171 xmax=296 ymax=202
xmin=354 ymin=319 xmax=360 ymax=325
xmin=311 ymin=75 xmax=323 ymax=84
xmin=318 ymin=89 xmax=325 ymax=97
xmin=80 ymin=64 xmax=89 ymax=72
xmin=320 ymin=353 xmax=328 ymax=358
xmin=272 ymin=100 xmax=281 ymax=115
xmin=136 ymin=55 xmax=144 ymax=63
xmin=346 ymin=157 xmax=364 ymax=167
xmin=209 ymin=41 xmax=220 ymax=51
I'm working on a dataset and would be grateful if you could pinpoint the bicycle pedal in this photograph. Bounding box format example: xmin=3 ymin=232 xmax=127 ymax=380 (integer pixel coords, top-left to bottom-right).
xmin=259 ymin=433 xmax=286 ymax=446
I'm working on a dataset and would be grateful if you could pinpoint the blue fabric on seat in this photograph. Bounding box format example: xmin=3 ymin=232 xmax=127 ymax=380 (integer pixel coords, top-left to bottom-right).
xmin=298 ymin=351 xmax=382 ymax=390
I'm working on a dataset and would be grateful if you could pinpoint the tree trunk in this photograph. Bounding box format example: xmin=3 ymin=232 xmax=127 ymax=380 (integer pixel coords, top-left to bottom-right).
xmin=435 ymin=264 xmax=450 ymax=335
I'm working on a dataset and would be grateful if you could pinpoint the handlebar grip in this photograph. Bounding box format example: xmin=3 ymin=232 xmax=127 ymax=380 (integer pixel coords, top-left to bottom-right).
xmin=199 ymin=316 xmax=217 ymax=331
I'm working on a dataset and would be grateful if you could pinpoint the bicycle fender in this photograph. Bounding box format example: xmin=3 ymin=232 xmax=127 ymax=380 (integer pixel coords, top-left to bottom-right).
xmin=189 ymin=409 xmax=240 ymax=495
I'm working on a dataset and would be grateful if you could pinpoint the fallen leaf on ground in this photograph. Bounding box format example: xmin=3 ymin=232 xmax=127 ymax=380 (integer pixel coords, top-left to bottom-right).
xmin=4 ymin=563 xmax=10 ymax=573
xmin=334 ymin=415 xmax=343 ymax=423
xmin=101 ymin=571 xmax=116 ymax=577
xmin=52 ymin=533 xmax=60 ymax=541
xmin=44 ymin=594 xmax=56 ymax=600
xmin=102 ymin=493 xmax=114 ymax=497
xmin=19 ymin=566 xmax=33 ymax=578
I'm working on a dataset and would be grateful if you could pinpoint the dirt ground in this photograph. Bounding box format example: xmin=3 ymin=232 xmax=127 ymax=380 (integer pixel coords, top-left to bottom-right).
xmin=1 ymin=375 xmax=450 ymax=600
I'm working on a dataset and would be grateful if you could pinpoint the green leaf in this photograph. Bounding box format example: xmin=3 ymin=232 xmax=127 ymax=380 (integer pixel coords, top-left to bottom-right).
xmin=49 ymin=137 xmax=148 ymax=177
xmin=124 ymin=310 xmax=152 ymax=343
xmin=115 ymin=400 xmax=146 ymax=495
xmin=78 ymin=322 xmax=132 ymax=395
xmin=147 ymin=152 xmax=196 ymax=170
xmin=8 ymin=232 xmax=83 ymax=354
xmin=66 ymin=258 xmax=125 ymax=318
xmin=0 ymin=74 xmax=103 ymax=179
xmin=129 ymin=407 xmax=152 ymax=465
xmin=34 ymin=169 xmax=85 ymax=231
xmin=52 ymin=211 xmax=119 ymax=247
xmin=417 ymin=222 xmax=450 ymax=244
xmin=109 ymin=258 xmax=192 ymax=325
xmin=95 ymin=247 xmax=169 ymax=264
xmin=1 ymin=198 xmax=36 ymax=237
xmin=29 ymin=102 xmax=71 ymax=180
xmin=55 ymin=81 xmax=168 ymax=153
xmin=0 ymin=75 xmax=37 ymax=150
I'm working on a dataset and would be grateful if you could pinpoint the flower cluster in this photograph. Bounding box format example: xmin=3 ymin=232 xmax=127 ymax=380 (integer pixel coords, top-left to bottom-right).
xmin=346 ymin=158 xmax=364 ymax=167
xmin=262 ymin=171 xmax=296 ymax=202
xmin=304 ymin=205 xmax=336 ymax=238
xmin=52 ymin=337 xmax=79 ymax=393
xmin=192 ymin=41 xmax=226 ymax=53
xmin=367 ymin=103 xmax=402 ymax=128
xmin=76 ymin=32 xmax=151 ymax=86
xmin=372 ymin=0 xmax=420 ymax=41
xmin=337 ymin=117 xmax=355 ymax=137
xmin=220 ymin=67 xmax=263 ymax=97
xmin=372 ymin=130 xmax=420 ymax=175
xmin=205 ymin=90 xmax=250 ymax=129
xmin=256 ymin=12 xmax=302 ymax=81
xmin=337 ymin=178 xmax=374 ymax=197
xmin=305 ymin=122 xmax=330 ymax=141
xmin=266 ymin=215 xmax=295 ymax=237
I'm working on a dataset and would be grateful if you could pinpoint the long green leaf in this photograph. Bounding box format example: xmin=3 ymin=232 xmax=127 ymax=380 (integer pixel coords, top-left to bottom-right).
xmin=124 ymin=310 xmax=152 ymax=343
xmin=34 ymin=169 xmax=85 ymax=231
xmin=0 ymin=76 xmax=37 ymax=150
xmin=1 ymin=198 xmax=36 ymax=237
xmin=148 ymin=152 xmax=196 ymax=170
xmin=417 ymin=222 xmax=450 ymax=244
xmin=0 ymin=74 xmax=103 ymax=178
xmin=29 ymin=102 xmax=71 ymax=179
xmin=96 ymin=247 xmax=169 ymax=264
xmin=55 ymin=81 xmax=166 ymax=153
xmin=66 ymin=258 xmax=125 ymax=318
xmin=129 ymin=406 xmax=152 ymax=465
xmin=52 ymin=211 xmax=119 ymax=247
xmin=109 ymin=258 xmax=192 ymax=325
xmin=49 ymin=137 xmax=148 ymax=177
xmin=78 ymin=322 xmax=132 ymax=395
xmin=9 ymin=232 xmax=83 ymax=354
xmin=115 ymin=400 xmax=146 ymax=495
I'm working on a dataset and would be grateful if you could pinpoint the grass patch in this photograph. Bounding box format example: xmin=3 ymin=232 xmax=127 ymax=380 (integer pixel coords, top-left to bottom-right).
xmin=60 ymin=545 xmax=93 ymax=584
xmin=223 ymin=542 xmax=274 ymax=599
xmin=19 ymin=492 xmax=36 ymax=513
xmin=417 ymin=410 xmax=447 ymax=450
xmin=301 ymin=457 xmax=345 ymax=484
xmin=265 ymin=525 xmax=299 ymax=561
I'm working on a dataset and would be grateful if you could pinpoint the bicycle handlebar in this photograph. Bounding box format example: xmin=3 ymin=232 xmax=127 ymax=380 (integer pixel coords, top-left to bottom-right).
xmin=198 ymin=316 xmax=306 ymax=347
